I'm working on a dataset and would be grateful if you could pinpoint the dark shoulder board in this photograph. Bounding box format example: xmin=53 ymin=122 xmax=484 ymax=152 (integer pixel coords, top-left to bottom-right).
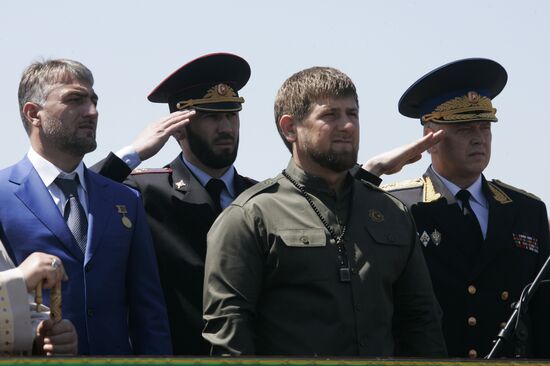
xmin=491 ymin=179 xmax=541 ymax=202
xmin=241 ymin=175 xmax=258 ymax=186
xmin=130 ymin=167 xmax=173 ymax=175
xmin=232 ymin=177 xmax=279 ymax=207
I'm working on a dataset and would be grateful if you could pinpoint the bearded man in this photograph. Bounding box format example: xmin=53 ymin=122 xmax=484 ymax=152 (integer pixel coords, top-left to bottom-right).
xmin=202 ymin=66 xmax=447 ymax=357
xmin=0 ymin=58 xmax=170 ymax=355
xmin=93 ymin=53 xmax=256 ymax=355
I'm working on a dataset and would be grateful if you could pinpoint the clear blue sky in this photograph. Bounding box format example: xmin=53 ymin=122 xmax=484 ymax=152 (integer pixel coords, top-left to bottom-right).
xmin=1 ymin=0 xmax=549 ymax=205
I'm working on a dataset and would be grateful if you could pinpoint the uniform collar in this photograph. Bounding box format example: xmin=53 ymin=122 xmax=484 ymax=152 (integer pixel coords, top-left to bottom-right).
xmin=430 ymin=165 xmax=488 ymax=208
xmin=285 ymin=159 xmax=352 ymax=196
xmin=180 ymin=153 xmax=236 ymax=197
xmin=27 ymin=147 xmax=87 ymax=193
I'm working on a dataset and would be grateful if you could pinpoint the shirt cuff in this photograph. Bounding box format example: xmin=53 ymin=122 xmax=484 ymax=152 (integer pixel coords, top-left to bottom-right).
xmin=0 ymin=267 xmax=34 ymax=355
xmin=115 ymin=146 xmax=142 ymax=170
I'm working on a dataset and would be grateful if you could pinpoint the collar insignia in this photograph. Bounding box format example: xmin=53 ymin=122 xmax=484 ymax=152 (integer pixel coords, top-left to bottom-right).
xmin=175 ymin=180 xmax=187 ymax=191
xmin=487 ymin=182 xmax=513 ymax=204
xmin=422 ymin=176 xmax=441 ymax=202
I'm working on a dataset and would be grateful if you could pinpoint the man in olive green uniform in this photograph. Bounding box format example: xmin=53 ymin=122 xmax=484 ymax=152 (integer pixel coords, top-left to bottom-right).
xmin=383 ymin=58 xmax=550 ymax=358
xmin=203 ymin=66 xmax=446 ymax=357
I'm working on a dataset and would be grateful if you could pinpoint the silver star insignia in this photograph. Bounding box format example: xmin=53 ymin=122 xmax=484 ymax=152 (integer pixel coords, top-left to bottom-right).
xmin=175 ymin=180 xmax=186 ymax=190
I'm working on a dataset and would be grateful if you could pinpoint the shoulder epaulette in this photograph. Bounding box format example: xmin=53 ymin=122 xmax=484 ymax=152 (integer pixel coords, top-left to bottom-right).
xmin=232 ymin=177 xmax=279 ymax=206
xmin=491 ymin=179 xmax=540 ymax=202
xmin=131 ymin=167 xmax=173 ymax=175
xmin=381 ymin=178 xmax=424 ymax=192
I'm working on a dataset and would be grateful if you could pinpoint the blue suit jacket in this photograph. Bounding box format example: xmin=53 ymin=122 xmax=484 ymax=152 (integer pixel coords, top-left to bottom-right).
xmin=0 ymin=156 xmax=172 ymax=355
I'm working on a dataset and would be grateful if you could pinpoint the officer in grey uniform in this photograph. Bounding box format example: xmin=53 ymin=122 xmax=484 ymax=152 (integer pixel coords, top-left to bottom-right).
xmin=202 ymin=66 xmax=446 ymax=357
xmin=383 ymin=58 xmax=550 ymax=358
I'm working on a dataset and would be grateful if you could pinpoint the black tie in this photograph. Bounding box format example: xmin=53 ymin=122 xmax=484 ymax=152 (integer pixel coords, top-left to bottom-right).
xmin=55 ymin=176 xmax=88 ymax=253
xmin=455 ymin=189 xmax=483 ymax=255
xmin=205 ymin=179 xmax=225 ymax=213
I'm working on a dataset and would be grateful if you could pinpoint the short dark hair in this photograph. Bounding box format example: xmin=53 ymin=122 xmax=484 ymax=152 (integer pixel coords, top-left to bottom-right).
xmin=18 ymin=59 xmax=94 ymax=133
xmin=274 ymin=66 xmax=358 ymax=152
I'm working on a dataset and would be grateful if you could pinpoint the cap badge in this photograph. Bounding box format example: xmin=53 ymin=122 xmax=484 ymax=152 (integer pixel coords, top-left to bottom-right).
xmin=216 ymin=83 xmax=228 ymax=96
xmin=368 ymin=209 xmax=384 ymax=223
xmin=467 ymin=91 xmax=480 ymax=104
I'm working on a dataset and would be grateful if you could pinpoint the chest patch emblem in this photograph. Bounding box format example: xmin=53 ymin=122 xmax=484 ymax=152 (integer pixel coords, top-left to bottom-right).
xmin=368 ymin=209 xmax=384 ymax=223
xmin=513 ymin=233 xmax=539 ymax=254
xmin=419 ymin=231 xmax=430 ymax=247
xmin=431 ymin=229 xmax=442 ymax=246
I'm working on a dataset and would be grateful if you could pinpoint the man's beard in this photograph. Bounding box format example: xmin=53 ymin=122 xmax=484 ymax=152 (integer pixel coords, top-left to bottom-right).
xmin=306 ymin=142 xmax=358 ymax=173
xmin=186 ymin=126 xmax=239 ymax=169
xmin=42 ymin=118 xmax=97 ymax=156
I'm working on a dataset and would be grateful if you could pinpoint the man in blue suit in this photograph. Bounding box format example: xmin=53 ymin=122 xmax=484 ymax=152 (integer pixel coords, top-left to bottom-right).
xmin=0 ymin=59 xmax=171 ymax=355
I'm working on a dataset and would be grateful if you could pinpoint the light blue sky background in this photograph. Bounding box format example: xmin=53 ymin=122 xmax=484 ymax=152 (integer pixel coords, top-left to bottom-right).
xmin=1 ymin=1 xmax=549 ymax=205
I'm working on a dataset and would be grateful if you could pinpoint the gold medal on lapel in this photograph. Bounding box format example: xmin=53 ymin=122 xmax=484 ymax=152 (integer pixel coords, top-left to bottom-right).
xmin=116 ymin=205 xmax=133 ymax=229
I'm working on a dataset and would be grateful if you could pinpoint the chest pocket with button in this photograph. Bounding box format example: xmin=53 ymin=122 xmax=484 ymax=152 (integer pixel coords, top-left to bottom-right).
xmin=269 ymin=228 xmax=332 ymax=282
xmin=279 ymin=228 xmax=327 ymax=247
xmin=362 ymin=218 xmax=411 ymax=278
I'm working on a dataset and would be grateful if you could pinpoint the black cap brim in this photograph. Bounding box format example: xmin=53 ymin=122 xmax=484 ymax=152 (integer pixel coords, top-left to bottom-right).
xmin=148 ymin=53 xmax=251 ymax=104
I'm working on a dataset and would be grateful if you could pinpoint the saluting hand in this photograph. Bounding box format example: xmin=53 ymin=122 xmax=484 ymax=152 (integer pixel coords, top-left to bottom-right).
xmin=132 ymin=109 xmax=196 ymax=161
xmin=361 ymin=130 xmax=444 ymax=177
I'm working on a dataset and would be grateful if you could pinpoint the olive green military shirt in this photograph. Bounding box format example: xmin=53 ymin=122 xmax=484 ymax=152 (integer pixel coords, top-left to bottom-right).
xmin=203 ymin=160 xmax=446 ymax=356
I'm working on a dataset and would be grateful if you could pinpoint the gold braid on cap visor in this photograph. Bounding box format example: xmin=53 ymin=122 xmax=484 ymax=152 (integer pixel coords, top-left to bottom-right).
xmin=421 ymin=94 xmax=497 ymax=124
xmin=176 ymin=83 xmax=245 ymax=111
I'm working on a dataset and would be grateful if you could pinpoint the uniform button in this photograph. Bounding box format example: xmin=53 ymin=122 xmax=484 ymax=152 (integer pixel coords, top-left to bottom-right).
xmin=468 ymin=349 xmax=478 ymax=358
xmin=350 ymin=266 xmax=356 ymax=274
xmin=468 ymin=285 xmax=477 ymax=295
xmin=500 ymin=322 xmax=507 ymax=329
xmin=85 ymin=264 xmax=91 ymax=272
xmin=87 ymin=309 xmax=95 ymax=317
xmin=300 ymin=236 xmax=309 ymax=245
xmin=501 ymin=291 xmax=509 ymax=301
xmin=387 ymin=234 xmax=395 ymax=243
xmin=467 ymin=316 xmax=477 ymax=326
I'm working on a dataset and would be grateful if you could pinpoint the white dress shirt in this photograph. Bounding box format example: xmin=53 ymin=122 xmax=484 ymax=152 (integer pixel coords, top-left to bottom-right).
xmin=27 ymin=148 xmax=89 ymax=215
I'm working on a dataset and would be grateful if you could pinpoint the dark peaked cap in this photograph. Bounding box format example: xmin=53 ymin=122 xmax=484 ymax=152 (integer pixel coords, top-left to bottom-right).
xmin=398 ymin=58 xmax=507 ymax=124
xmin=148 ymin=53 xmax=251 ymax=113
